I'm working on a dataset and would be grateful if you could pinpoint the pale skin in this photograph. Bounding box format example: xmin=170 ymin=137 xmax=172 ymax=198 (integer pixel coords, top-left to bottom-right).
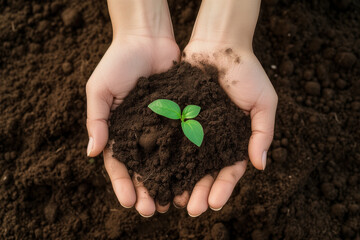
xmin=86 ymin=0 xmax=277 ymax=217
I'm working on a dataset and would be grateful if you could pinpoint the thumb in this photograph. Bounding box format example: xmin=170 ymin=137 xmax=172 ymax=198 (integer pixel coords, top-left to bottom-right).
xmin=248 ymin=93 xmax=278 ymax=170
xmin=86 ymin=82 xmax=112 ymax=157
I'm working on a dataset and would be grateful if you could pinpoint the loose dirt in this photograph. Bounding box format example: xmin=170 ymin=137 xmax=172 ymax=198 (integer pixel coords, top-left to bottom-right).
xmin=109 ymin=62 xmax=251 ymax=205
xmin=0 ymin=0 xmax=359 ymax=239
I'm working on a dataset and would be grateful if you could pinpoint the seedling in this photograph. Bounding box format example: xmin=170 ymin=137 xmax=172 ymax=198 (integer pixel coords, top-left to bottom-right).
xmin=148 ymin=99 xmax=204 ymax=147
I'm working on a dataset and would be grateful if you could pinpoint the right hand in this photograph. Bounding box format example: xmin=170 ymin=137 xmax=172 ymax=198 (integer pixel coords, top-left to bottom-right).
xmin=173 ymin=40 xmax=278 ymax=217
xmin=86 ymin=36 xmax=179 ymax=217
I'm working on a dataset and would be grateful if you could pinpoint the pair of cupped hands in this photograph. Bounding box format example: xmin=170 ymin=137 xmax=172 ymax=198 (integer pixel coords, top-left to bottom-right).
xmin=86 ymin=35 xmax=277 ymax=217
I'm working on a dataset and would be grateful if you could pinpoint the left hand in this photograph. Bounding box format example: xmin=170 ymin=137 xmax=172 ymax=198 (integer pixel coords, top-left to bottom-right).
xmin=173 ymin=40 xmax=278 ymax=217
xmin=86 ymin=36 xmax=180 ymax=217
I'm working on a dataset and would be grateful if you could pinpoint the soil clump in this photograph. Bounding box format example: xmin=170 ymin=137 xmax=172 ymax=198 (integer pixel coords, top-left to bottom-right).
xmin=109 ymin=62 xmax=251 ymax=204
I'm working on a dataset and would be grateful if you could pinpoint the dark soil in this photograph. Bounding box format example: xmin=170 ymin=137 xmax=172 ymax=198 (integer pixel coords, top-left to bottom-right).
xmin=109 ymin=62 xmax=251 ymax=205
xmin=0 ymin=0 xmax=359 ymax=239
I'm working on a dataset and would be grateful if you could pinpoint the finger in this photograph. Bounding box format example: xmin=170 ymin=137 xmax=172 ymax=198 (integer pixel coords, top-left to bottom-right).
xmin=187 ymin=175 xmax=214 ymax=217
xmin=133 ymin=173 xmax=156 ymax=218
xmin=249 ymin=90 xmax=278 ymax=170
xmin=156 ymin=201 xmax=170 ymax=214
xmin=86 ymin=80 xmax=113 ymax=157
xmin=208 ymin=160 xmax=247 ymax=211
xmin=173 ymin=191 xmax=190 ymax=208
xmin=104 ymin=147 xmax=136 ymax=208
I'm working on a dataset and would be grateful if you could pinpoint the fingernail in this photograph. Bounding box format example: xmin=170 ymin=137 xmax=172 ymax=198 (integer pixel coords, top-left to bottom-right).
xmin=139 ymin=212 xmax=155 ymax=218
xmin=188 ymin=212 xmax=202 ymax=218
xmin=209 ymin=206 xmax=223 ymax=211
xmin=157 ymin=209 xmax=169 ymax=214
xmin=157 ymin=202 xmax=170 ymax=213
xmin=173 ymin=202 xmax=184 ymax=209
xmin=87 ymin=137 xmax=94 ymax=156
xmin=120 ymin=203 xmax=133 ymax=209
xmin=262 ymin=151 xmax=267 ymax=170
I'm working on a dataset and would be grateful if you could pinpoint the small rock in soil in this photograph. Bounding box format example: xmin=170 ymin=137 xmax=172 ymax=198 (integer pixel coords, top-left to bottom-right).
xmin=281 ymin=138 xmax=288 ymax=147
xmin=211 ymin=223 xmax=229 ymax=240
xmin=1 ymin=171 xmax=13 ymax=185
xmin=179 ymin=5 xmax=193 ymax=23
xmin=327 ymin=136 xmax=337 ymax=144
xmin=309 ymin=115 xmax=318 ymax=123
xmin=138 ymin=132 xmax=158 ymax=152
xmin=10 ymin=151 xmax=17 ymax=159
xmin=37 ymin=20 xmax=49 ymax=32
xmin=335 ymin=52 xmax=357 ymax=69
xmin=61 ymin=8 xmax=82 ymax=27
xmin=62 ymin=62 xmax=73 ymax=75
xmin=34 ymin=229 xmax=42 ymax=239
xmin=316 ymin=64 xmax=327 ymax=80
xmin=305 ymin=81 xmax=321 ymax=96
xmin=4 ymin=152 xmax=16 ymax=161
xmin=272 ymin=140 xmax=281 ymax=148
xmin=321 ymin=182 xmax=338 ymax=200
xmin=253 ymin=204 xmax=266 ymax=216
xmin=295 ymin=96 xmax=304 ymax=103
xmin=271 ymin=148 xmax=287 ymax=163
xmin=303 ymin=69 xmax=314 ymax=81
xmin=348 ymin=204 xmax=359 ymax=214
xmin=51 ymin=2 xmax=63 ymax=13
xmin=331 ymin=203 xmax=347 ymax=218
xmin=335 ymin=79 xmax=347 ymax=89
xmin=32 ymin=3 xmax=42 ymax=13
xmin=44 ymin=202 xmax=58 ymax=223
xmin=348 ymin=175 xmax=358 ymax=186
xmin=77 ymin=183 xmax=90 ymax=194
xmin=251 ymin=229 xmax=267 ymax=240
xmin=279 ymin=60 xmax=294 ymax=76
xmin=322 ymin=88 xmax=334 ymax=99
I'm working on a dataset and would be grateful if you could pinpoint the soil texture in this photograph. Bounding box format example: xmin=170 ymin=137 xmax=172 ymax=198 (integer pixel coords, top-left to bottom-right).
xmin=0 ymin=0 xmax=359 ymax=239
xmin=109 ymin=62 xmax=251 ymax=204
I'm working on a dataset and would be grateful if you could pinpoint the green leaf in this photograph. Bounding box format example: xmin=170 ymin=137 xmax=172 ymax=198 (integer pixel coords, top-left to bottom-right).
xmin=181 ymin=120 xmax=204 ymax=147
xmin=182 ymin=105 xmax=201 ymax=119
xmin=148 ymin=99 xmax=181 ymax=120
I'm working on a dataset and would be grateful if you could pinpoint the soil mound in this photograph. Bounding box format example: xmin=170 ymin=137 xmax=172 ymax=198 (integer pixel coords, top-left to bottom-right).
xmin=109 ymin=62 xmax=251 ymax=204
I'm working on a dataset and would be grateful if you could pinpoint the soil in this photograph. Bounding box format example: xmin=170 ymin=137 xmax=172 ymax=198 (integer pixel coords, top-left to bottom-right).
xmin=0 ymin=0 xmax=359 ymax=239
xmin=109 ymin=62 xmax=251 ymax=205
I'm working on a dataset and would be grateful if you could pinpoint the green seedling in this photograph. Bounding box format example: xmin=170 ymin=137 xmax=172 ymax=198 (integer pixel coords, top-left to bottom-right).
xmin=148 ymin=99 xmax=204 ymax=147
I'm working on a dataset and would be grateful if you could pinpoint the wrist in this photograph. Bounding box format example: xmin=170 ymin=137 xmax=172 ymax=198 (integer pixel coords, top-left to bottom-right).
xmin=108 ymin=0 xmax=174 ymax=40
xmin=190 ymin=0 xmax=260 ymax=52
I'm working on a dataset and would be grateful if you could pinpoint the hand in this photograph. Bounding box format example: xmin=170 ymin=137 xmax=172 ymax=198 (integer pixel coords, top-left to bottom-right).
xmin=86 ymin=36 xmax=179 ymax=217
xmin=173 ymin=40 xmax=278 ymax=217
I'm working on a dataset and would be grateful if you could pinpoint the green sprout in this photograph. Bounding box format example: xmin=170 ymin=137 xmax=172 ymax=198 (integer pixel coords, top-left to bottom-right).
xmin=148 ymin=99 xmax=204 ymax=147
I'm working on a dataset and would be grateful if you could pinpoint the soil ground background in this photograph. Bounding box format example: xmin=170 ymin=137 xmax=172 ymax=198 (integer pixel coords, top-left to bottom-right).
xmin=0 ymin=0 xmax=359 ymax=239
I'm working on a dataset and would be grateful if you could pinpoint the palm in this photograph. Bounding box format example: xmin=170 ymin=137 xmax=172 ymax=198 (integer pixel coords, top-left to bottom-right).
xmin=183 ymin=41 xmax=275 ymax=111
xmin=87 ymin=37 xmax=179 ymax=108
